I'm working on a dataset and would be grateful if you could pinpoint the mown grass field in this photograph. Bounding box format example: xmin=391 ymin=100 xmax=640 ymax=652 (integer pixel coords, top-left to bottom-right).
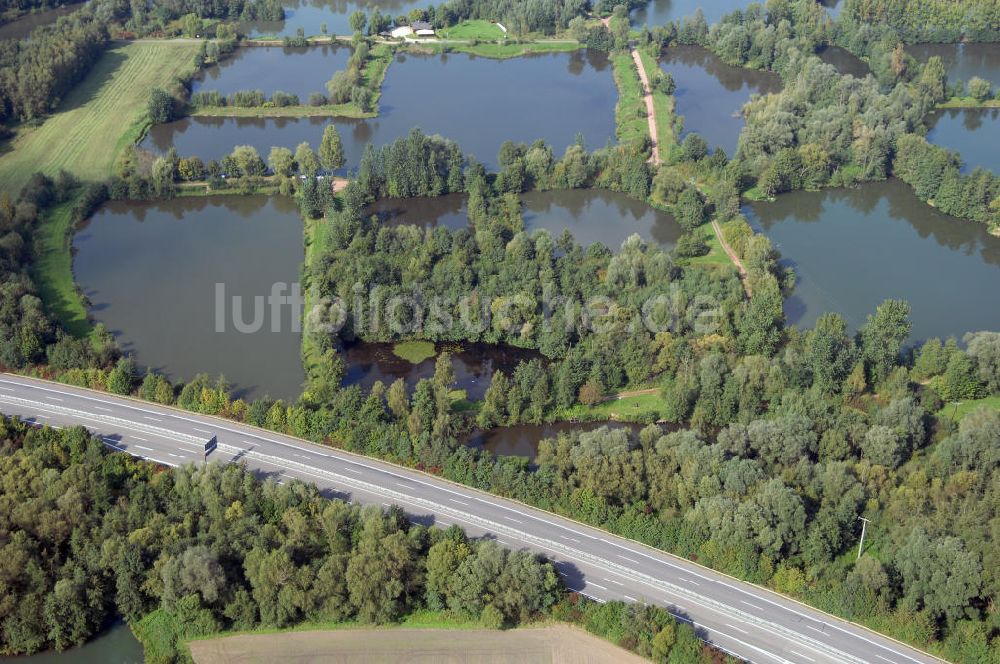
xmin=938 ymin=395 xmax=1000 ymax=421
xmin=0 ymin=40 xmax=200 ymax=195
xmin=439 ymin=19 xmax=506 ymax=41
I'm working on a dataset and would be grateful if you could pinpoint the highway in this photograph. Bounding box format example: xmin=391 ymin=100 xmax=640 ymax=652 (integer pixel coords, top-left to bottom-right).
xmin=0 ymin=373 xmax=941 ymax=664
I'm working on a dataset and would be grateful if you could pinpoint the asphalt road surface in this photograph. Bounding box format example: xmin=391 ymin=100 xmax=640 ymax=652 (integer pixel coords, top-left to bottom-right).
xmin=0 ymin=373 xmax=942 ymax=664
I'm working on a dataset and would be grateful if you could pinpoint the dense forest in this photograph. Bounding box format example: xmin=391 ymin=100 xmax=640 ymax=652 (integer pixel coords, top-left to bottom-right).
xmin=842 ymin=0 xmax=1000 ymax=42
xmin=0 ymin=415 xmax=718 ymax=664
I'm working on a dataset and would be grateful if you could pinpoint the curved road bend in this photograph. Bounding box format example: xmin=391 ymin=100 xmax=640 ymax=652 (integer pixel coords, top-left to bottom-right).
xmin=0 ymin=373 xmax=940 ymax=664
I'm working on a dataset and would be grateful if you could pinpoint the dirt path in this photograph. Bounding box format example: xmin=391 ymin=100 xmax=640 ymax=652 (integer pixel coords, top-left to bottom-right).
xmin=631 ymin=48 xmax=661 ymax=165
xmin=613 ymin=387 xmax=659 ymax=399
xmin=712 ymin=219 xmax=752 ymax=297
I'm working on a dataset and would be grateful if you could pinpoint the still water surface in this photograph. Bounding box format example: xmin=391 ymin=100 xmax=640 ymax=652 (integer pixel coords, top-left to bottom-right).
xmin=660 ymin=45 xmax=781 ymax=156
xmin=193 ymin=45 xmax=350 ymax=99
xmin=925 ymin=108 xmax=1000 ymax=174
xmin=74 ymin=196 xmax=306 ymax=401
xmin=906 ymin=43 xmax=1000 ymax=84
xmin=745 ymin=180 xmax=1000 ymax=342
xmin=242 ymin=0 xmax=427 ymax=37
xmin=6 ymin=623 xmax=142 ymax=664
xmin=144 ymin=50 xmax=617 ymax=170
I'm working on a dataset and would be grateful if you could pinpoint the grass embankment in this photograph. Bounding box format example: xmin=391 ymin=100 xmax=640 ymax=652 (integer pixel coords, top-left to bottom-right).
xmin=936 ymin=97 xmax=1000 ymax=109
xmin=432 ymin=39 xmax=579 ymax=59
xmin=31 ymin=197 xmax=93 ymax=338
xmin=300 ymin=210 xmax=333 ymax=382
xmin=188 ymin=102 xmax=373 ymax=118
xmin=0 ymin=41 xmax=200 ymax=194
xmin=611 ymin=51 xmax=648 ymax=144
xmin=686 ymin=222 xmax=735 ymax=269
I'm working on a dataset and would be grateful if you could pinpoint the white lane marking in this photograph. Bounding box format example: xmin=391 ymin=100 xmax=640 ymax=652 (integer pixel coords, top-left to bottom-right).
xmin=394 ymin=482 xmax=412 ymax=489
xmin=741 ymin=600 xmax=765 ymax=611
xmin=623 ymin=594 xmax=637 ymax=602
xmin=449 ymin=498 xmax=469 ymax=506
xmin=618 ymin=554 xmax=640 ymax=564
xmin=144 ymin=416 xmax=162 ymax=422
xmin=679 ymin=577 xmax=700 ymax=586
xmin=44 ymin=396 xmax=62 ymax=401
xmin=193 ymin=427 xmax=212 ymax=434
xmin=167 ymin=453 xmax=180 ymax=458
xmin=876 ymin=656 xmax=894 ymax=663
xmin=504 ymin=516 xmax=523 ymax=524
xmin=101 ymin=437 xmax=123 ymax=449
xmin=0 ymin=386 xmax=12 ymax=390
xmin=788 ymin=650 xmax=815 ymax=662
xmin=724 ymin=623 xmax=750 ymax=635
xmin=586 ymin=581 xmax=608 ymax=590
xmin=561 ymin=535 xmax=581 ymax=543
xmin=343 ymin=467 xmax=362 ymax=474
xmin=806 ymin=624 xmax=826 ymax=633
xmin=94 ymin=406 xmax=112 ymax=412
xmin=0 ymin=376 xmax=926 ymax=664
xmin=222 ymin=457 xmax=811 ymax=664
xmin=603 ymin=578 xmax=624 ymax=586
xmin=35 ymin=414 xmax=49 ymax=419
xmin=132 ymin=436 xmax=148 ymax=442
xmin=135 ymin=445 xmax=153 ymax=451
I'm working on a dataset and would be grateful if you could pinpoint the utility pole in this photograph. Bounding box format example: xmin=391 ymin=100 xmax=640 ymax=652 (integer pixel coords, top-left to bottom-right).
xmin=857 ymin=516 xmax=871 ymax=560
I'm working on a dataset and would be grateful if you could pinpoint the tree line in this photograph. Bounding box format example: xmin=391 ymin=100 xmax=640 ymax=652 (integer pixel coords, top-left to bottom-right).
xmin=0 ymin=416 xmax=715 ymax=664
xmin=0 ymin=0 xmax=279 ymax=124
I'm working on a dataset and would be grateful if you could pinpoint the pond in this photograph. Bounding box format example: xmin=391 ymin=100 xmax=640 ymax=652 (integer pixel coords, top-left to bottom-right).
xmin=73 ymin=195 xmax=307 ymax=402
xmin=660 ymin=45 xmax=781 ymax=157
xmin=6 ymin=622 xmax=142 ymax=664
xmin=143 ymin=50 xmax=617 ymax=171
xmin=816 ymin=45 xmax=870 ymax=78
xmin=0 ymin=2 xmax=81 ymax=41
xmin=630 ymin=0 xmax=748 ymax=28
xmin=241 ymin=0 xmax=428 ymax=38
xmin=466 ymin=421 xmax=647 ymax=460
xmin=343 ymin=342 xmax=540 ymax=401
xmin=906 ymin=43 xmax=1000 ymax=85
xmin=745 ymin=179 xmax=1000 ymax=343
xmin=193 ymin=45 xmax=350 ymax=100
xmin=925 ymin=108 xmax=1000 ymax=174
xmin=366 ymin=188 xmax=684 ymax=251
